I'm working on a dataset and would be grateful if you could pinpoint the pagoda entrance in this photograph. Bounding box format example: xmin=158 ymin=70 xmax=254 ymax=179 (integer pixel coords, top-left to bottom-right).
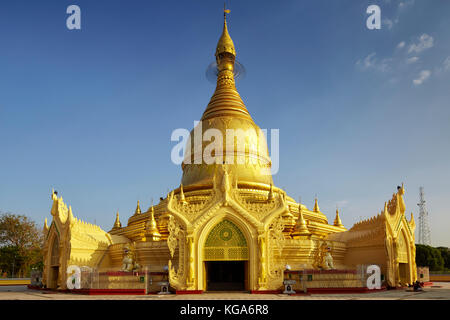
xmin=48 ymin=236 xmax=60 ymax=289
xmin=205 ymin=261 xmax=246 ymax=291
xmin=203 ymin=220 xmax=249 ymax=291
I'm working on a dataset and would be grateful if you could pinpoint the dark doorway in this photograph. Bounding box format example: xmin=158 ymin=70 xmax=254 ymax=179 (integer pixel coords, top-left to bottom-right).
xmin=206 ymin=261 xmax=246 ymax=291
xmin=49 ymin=266 xmax=59 ymax=289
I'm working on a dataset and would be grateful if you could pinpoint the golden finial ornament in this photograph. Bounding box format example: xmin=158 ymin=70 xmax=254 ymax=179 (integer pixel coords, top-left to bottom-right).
xmin=333 ymin=207 xmax=344 ymax=228
xmin=43 ymin=218 xmax=49 ymax=233
xmin=292 ymin=203 xmax=311 ymax=238
xmin=267 ymin=184 xmax=274 ymax=201
xmin=113 ymin=211 xmax=122 ymax=229
xmin=313 ymin=196 xmax=320 ymax=213
xmin=144 ymin=206 xmax=161 ymax=242
xmin=215 ymin=3 xmax=235 ymax=57
xmin=135 ymin=200 xmax=141 ymax=214
xmin=180 ymin=184 xmax=187 ymax=204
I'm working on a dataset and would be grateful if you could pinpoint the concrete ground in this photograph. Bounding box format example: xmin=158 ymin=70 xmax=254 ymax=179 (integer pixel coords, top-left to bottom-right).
xmin=1 ymin=283 xmax=449 ymax=300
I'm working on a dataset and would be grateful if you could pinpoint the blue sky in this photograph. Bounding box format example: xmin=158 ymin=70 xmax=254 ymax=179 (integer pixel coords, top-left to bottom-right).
xmin=0 ymin=0 xmax=449 ymax=246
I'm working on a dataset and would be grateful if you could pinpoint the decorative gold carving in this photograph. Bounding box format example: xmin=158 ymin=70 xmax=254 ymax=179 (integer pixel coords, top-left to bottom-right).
xmin=266 ymin=215 xmax=285 ymax=289
xmin=204 ymin=220 xmax=248 ymax=261
xmin=167 ymin=215 xmax=183 ymax=258
xmin=170 ymin=190 xmax=217 ymax=222
xmin=233 ymin=189 xmax=279 ymax=220
xmin=167 ymin=215 xmax=187 ymax=290
xmin=187 ymin=236 xmax=195 ymax=286
xmin=258 ymin=236 xmax=267 ymax=287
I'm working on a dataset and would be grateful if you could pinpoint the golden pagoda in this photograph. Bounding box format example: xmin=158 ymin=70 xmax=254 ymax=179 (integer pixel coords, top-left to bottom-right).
xmin=42 ymin=9 xmax=417 ymax=292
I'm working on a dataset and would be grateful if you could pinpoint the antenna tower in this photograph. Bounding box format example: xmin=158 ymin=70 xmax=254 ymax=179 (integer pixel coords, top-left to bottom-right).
xmin=417 ymin=186 xmax=431 ymax=246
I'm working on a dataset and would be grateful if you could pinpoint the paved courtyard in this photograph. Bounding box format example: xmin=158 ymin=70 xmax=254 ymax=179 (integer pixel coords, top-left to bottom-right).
xmin=1 ymin=283 xmax=449 ymax=300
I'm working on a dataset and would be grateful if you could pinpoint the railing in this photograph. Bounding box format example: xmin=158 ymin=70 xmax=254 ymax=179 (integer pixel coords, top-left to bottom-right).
xmin=72 ymin=268 xmax=169 ymax=291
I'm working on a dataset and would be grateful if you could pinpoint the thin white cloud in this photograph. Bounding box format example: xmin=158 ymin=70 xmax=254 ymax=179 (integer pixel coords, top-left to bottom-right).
xmin=408 ymin=34 xmax=434 ymax=54
xmin=406 ymin=56 xmax=419 ymax=64
xmin=378 ymin=58 xmax=392 ymax=72
xmin=413 ymin=70 xmax=431 ymax=86
xmin=383 ymin=0 xmax=414 ymax=30
xmin=432 ymin=56 xmax=450 ymax=75
xmin=356 ymin=52 xmax=377 ymax=70
xmin=397 ymin=41 xmax=406 ymax=49
xmin=356 ymin=53 xmax=391 ymax=72
xmin=444 ymin=56 xmax=450 ymax=71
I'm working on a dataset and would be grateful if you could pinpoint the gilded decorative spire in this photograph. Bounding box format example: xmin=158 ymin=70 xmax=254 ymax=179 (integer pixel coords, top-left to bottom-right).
xmin=267 ymin=184 xmax=274 ymax=201
xmin=292 ymin=203 xmax=311 ymax=238
xmin=382 ymin=201 xmax=388 ymax=216
xmin=135 ymin=200 xmax=141 ymax=215
xmin=113 ymin=211 xmax=122 ymax=229
xmin=409 ymin=212 xmax=416 ymax=229
xmin=333 ymin=207 xmax=344 ymax=228
xmin=144 ymin=206 xmax=161 ymax=241
xmin=313 ymin=197 xmax=320 ymax=213
xmin=44 ymin=218 xmax=49 ymax=233
xmin=200 ymin=5 xmax=252 ymax=122
xmin=215 ymin=4 xmax=236 ymax=57
xmin=179 ymin=184 xmax=187 ymax=204
xmin=68 ymin=206 xmax=74 ymax=223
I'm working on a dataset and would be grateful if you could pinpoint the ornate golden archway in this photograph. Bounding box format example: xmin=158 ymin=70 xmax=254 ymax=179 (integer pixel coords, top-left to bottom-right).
xmin=397 ymin=230 xmax=411 ymax=285
xmin=48 ymin=234 xmax=60 ymax=288
xmin=202 ymin=219 xmax=249 ymax=291
xmin=203 ymin=220 xmax=249 ymax=261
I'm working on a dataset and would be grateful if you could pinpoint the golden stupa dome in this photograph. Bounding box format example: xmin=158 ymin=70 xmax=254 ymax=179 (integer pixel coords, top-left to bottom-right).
xmin=181 ymin=10 xmax=273 ymax=188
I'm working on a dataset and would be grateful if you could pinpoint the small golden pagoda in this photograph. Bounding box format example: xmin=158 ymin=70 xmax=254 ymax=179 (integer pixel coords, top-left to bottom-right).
xmin=42 ymin=9 xmax=417 ymax=292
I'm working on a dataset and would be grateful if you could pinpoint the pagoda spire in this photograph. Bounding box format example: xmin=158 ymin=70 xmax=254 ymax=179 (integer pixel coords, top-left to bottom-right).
xmin=144 ymin=206 xmax=161 ymax=242
xmin=113 ymin=211 xmax=122 ymax=229
xmin=313 ymin=196 xmax=320 ymax=213
xmin=333 ymin=207 xmax=344 ymax=228
xmin=292 ymin=203 xmax=311 ymax=238
xmin=201 ymin=5 xmax=252 ymax=122
xmin=135 ymin=200 xmax=141 ymax=215
xmin=215 ymin=4 xmax=235 ymax=57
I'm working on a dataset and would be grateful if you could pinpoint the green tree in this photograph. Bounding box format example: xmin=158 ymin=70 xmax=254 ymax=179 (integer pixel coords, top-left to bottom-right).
xmin=437 ymin=247 xmax=450 ymax=271
xmin=415 ymin=244 xmax=445 ymax=271
xmin=0 ymin=212 xmax=44 ymax=277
